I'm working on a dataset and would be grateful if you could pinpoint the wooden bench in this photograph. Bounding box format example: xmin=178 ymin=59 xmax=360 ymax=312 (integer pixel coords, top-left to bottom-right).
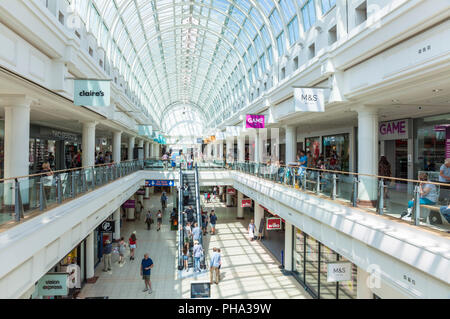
xmin=420 ymin=204 xmax=450 ymax=225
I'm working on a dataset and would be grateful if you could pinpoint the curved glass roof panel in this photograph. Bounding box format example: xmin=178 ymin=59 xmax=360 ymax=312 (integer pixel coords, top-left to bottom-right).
xmin=72 ymin=0 xmax=312 ymax=135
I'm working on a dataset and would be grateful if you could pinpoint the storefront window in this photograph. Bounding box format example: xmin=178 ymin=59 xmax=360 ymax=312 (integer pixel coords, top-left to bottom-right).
xmin=305 ymin=136 xmax=320 ymax=167
xmin=322 ymin=134 xmax=350 ymax=171
xmin=0 ymin=120 xmax=4 ymax=179
xmin=415 ymin=115 xmax=450 ymax=179
xmin=337 ymin=255 xmax=357 ymax=299
xmin=293 ymin=229 xmax=305 ymax=281
xmin=319 ymin=245 xmax=338 ymax=299
xmin=304 ymin=235 xmax=319 ymax=297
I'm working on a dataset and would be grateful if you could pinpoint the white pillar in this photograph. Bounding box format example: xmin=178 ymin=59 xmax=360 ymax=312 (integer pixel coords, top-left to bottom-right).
xmin=113 ymin=131 xmax=122 ymax=163
xmin=128 ymin=136 xmax=135 ymax=161
xmin=153 ymin=144 xmax=159 ymax=158
xmin=137 ymin=139 xmax=144 ymax=160
xmin=218 ymin=141 xmax=224 ymax=161
xmin=145 ymin=141 xmax=150 ymax=159
xmin=285 ymin=125 xmax=297 ymax=164
xmin=145 ymin=187 xmax=150 ymax=199
xmin=138 ymin=139 xmax=144 ymax=148
xmin=237 ymin=191 xmax=244 ymax=219
xmin=2 ymin=95 xmax=32 ymax=179
xmin=1 ymin=95 xmax=32 ymax=205
xmin=357 ymin=106 xmax=379 ymax=205
xmin=357 ymin=267 xmax=373 ymax=299
xmin=82 ymin=121 xmax=97 ymax=167
xmin=255 ymin=203 xmax=264 ymax=236
xmin=284 ymin=221 xmax=293 ymax=271
xmin=86 ymin=231 xmax=95 ymax=279
xmin=237 ymin=135 xmax=245 ymax=162
xmin=113 ymin=208 xmax=121 ymax=240
xmin=226 ymin=138 xmax=234 ymax=163
xmin=226 ymin=193 xmax=232 ymax=206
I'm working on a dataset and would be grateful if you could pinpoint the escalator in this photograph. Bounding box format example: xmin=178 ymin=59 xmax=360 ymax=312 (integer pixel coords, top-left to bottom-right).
xmin=178 ymin=164 xmax=204 ymax=270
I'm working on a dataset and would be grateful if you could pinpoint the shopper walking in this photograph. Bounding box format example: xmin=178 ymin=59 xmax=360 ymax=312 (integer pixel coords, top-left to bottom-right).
xmin=102 ymin=239 xmax=112 ymax=272
xmin=161 ymin=192 xmax=167 ymax=211
xmin=193 ymin=240 xmax=204 ymax=273
xmin=209 ymin=247 xmax=221 ymax=284
xmin=141 ymin=253 xmax=154 ymax=294
xmin=156 ymin=210 xmax=163 ymax=231
xmin=182 ymin=243 xmax=190 ymax=272
xmin=145 ymin=210 xmax=153 ymax=230
xmin=248 ymin=219 xmax=256 ymax=241
xmin=378 ymin=156 xmax=392 ymax=199
xmin=201 ymin=211 xmax=208 ymax=236
xmin=129 ymin=232 xmax=137 ymax=260
xmin=118 ymin=237 xmax=127 ymax=265
xmin=209 ymin=210 xmax=217 ymax=235
xmin=192 ymin=222 xmax=201 ymax=242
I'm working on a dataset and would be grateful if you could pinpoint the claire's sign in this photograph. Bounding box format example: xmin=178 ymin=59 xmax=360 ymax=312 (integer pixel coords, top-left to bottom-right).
xmin=246 ymin=114 xmax=265 ymax=129
xmin=266 ymin=217 xmax=282 ymax=230
xmin=74 ymin=79 xmax=111 ymax=106
xmin=379 ymin=119 xmax=410 ymax=140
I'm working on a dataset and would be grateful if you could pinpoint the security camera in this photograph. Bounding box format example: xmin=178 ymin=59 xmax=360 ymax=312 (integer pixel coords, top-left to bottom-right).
xmin=418 ymin=106 xmax=423 ymax=110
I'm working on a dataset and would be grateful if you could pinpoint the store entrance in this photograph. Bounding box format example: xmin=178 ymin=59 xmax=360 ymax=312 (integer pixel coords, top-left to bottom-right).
xmin=384 ymin=139 xmax=408 ymax=179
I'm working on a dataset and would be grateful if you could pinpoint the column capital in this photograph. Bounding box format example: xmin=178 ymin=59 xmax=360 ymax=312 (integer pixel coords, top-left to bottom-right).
xmin=0 ymin=94 xmax=36 ymax=108
xmin=80 ymin=120 xmax=98 ymax=127
xmin=113 ymin=130 xmax=123 ymax=135
xmin=351 ymin=105 xmax=379 ymax=116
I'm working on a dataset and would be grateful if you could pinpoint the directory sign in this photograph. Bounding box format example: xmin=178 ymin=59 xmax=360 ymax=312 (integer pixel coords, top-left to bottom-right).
xmin=266 ymin=217 xmax=282 ymax=230
xmin=145 ymin=180 xmax=175 ymax=187
xmin=74 ymin=79 xmax=110 ymax=106
xmin=246 ymin=114 xmax=265 ymax=128
xmin=294 ymin=87 xmax=326 ymax=112
xmin=190 ymin=282 xmax=211 ymax=298
xmin=37 ymin=273 xmax=68 ymax=297
xmin=327 ymin=262 xmax=352 ymax=282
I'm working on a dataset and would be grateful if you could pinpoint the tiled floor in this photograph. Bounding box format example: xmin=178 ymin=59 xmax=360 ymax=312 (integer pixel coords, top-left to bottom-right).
xmin=78 ymin=193 xmax=311 ymax=299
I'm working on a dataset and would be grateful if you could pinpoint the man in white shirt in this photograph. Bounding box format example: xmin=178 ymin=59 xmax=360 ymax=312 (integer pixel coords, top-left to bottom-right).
xmin=66 ymin=258 xmax=81 ymax=290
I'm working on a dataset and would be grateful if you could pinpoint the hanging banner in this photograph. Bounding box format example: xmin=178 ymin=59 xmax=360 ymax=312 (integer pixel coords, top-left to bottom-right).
xmin=138 ymin=125 xmax=152 ymax=137
xmin=145 ymin=180 xmax=175 ymax=187
xmin=74 ymin=79 xmax=111 ymax=106
xmin=293 ymin=88 xmax=326 ymax=112
xmin=246 ymin=114 xmax=265 ymax=129
xmin=37 ymin=273 xmax=68 ymax=297
xmin=327 ymin=262 xmax=352 ymax=282
xmin=266 ymin=217 xmax=282 ymax=230
xmin=241 ymin=199 xmax=252 ymax=207
xmin=98 ymin=220 xmax=115 ymax=233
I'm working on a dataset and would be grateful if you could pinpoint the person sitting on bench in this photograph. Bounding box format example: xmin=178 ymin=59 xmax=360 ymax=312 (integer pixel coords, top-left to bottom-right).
xmin=401 ymin=173 xmax=438 ymax=219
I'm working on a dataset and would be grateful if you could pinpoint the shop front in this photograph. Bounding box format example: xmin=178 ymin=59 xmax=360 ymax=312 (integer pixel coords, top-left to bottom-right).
xmin=33 ymin=240 xmax=86 ymax=299
xmin=29 ymin=125 xmax=81 ymax=174
xmin=292 ymin=227 xmax=357 ymax=299
xmin=260 ymin=206 xmax=285 ymax=264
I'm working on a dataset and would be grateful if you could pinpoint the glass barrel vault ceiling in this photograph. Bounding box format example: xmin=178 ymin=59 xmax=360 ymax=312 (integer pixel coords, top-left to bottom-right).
xmin=72 ymin=0 xmax=322 ymax=136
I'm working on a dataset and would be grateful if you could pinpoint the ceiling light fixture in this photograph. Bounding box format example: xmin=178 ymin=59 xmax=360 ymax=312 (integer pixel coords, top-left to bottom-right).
xmin=432 ymin=89 xmax=442 ymax=93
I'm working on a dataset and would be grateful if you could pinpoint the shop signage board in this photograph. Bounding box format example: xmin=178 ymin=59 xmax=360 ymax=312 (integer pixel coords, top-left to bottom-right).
xmin=145 ymin=180 xmax=175 ymax=187
xmin=435 ymin=125 xmax=450 ymax=158
xmin=266 ymin=217 xmax=282 ymax=230
xmin=190 ymin=282 xmax=211 ymax=298
xmin=241 ymin=199 xmax=252 ymax=207
xmin=246 ymin=114 xmax=265 ymax=128
xmin=227 ymin=187 xmax=236 ymax=195
xmin=327 ymin=262 xmax=352 ymax=282
xmin=138 ymin=125 xmax=152 ymax=137
xmin=99 ymin=220 xmax=115 ymax=232
xmin=37 ymin=273 xmax=68 ymax=297
xmin=136 ymin=189 xmax=145 ymax=195
xmin=74 ymin=79 xmax=111 ymax=106
xmin=123 ymin=200 xmax=135 ymax=208
xmin=379 ymin=119 xmax=410 ymax=140
xmin=294 ymin=87 xmax=326 ymax=112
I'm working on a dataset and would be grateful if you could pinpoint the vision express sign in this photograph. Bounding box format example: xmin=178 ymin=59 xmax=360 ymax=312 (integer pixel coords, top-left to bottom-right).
xmin=74 ymin=79 xmax=110 ymax=107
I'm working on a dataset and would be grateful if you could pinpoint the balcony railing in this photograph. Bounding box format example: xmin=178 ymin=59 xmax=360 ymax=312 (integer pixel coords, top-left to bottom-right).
xmin=0 ymin=160 xmax=144 ymax=229
xmin=193 ymin=160 xmax=450 ymax=235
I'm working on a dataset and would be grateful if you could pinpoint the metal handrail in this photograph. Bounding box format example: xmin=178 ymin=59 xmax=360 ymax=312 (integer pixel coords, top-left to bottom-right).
xmin=178 ymin=164 xmax=184 ymax=270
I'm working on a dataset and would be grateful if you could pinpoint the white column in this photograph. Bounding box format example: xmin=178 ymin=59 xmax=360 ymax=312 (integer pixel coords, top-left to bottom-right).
xmin=357 ymin=106 xmax=379 ymax=205
xmin=284 ymin=221 xmax=293 ymax=271
xmin=226 ymin=193 xmax=232 ymax=206
xmin=254 ymin=203 xmax=264 ymax=236
xmin=212 ymin=142 xmax=217 ymax=159
xmin=145 ymin=187 xmax=150 ymax=199
xmin=153 ymin=144 xmax=159 ymax=158
xmin=137 ymin=139 xmax=144 ymax=160
xmin=237 ymin=135 xmax=245 ymax=162
xmin=1 ymin=96 xmax=32 ymax=206
xmin=86 ymin=231 xmax=95 ymax=279
xmin=128 ymin=136 xmax=135 ymax=161
xmin=145 ymin=141 xmax=150 ymax=159
xmin=138 ymin=139 xmax=144 ymax=148
xmin=82 ymin=121 xmax=97 ymax=167
xmin=113 ymin=208 xmax=121 ymax=240
xmin=285 ymin=125 xmax=297 ymax=164
xmin=218 ymin=141 xmax=224 ymax=161
xmin=113 ymin=131 xmax=122 ymax=163
xmin=237 ymin=191 xmax=244 ymax=219
xmin=226 ymin=138 xmax=234 ymax=163
xmin=254 ymin=130 xmax=260 ymax=163
xmin=357 ymin=267 xmax=373 ymax=299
